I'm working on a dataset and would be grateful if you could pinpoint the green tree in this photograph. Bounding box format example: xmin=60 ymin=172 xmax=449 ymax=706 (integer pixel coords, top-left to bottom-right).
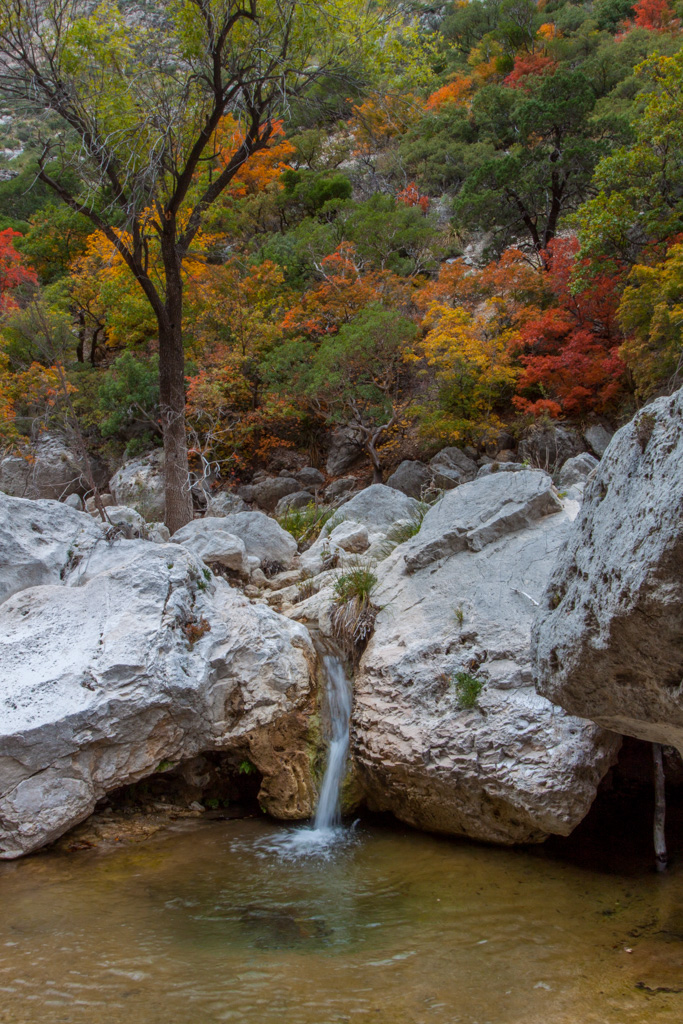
xmin=575 ymin=50 xmax=683 ymax=271
xmin=0 ymin=0 xmax=384 ymax=531
xmin=455 ymin=69 xmax=627 ymax=255
xmin=308 ymin=303 xmax=417 ymax=480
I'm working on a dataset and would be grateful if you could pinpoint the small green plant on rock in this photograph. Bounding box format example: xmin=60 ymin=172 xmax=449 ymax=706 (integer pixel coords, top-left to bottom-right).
xmin=378 ymin=502 xmax=429 ymax=559
xmin=277 ymin=502 xmax=335 ymax=545
xmin=454 ymin=605 xmax=465 ymax=627
xmin=332 ymin=563 xmax=379 ymax=662
xmin=452 ymin=671 xmax=483 ymax=710
xmin=238 ymin=759 xmax=256 ymax=775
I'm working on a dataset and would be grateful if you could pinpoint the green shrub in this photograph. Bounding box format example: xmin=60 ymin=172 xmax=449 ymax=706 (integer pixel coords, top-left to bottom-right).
xmin=332 ymin=563 xmax=379 ymax=662
xmin=452 ymin=671 xmax=483 ymax=710
xmin=333 ymin=565 xmax=377 ymax=605
xmin=277 ymin=502 xmax=335 ymax=544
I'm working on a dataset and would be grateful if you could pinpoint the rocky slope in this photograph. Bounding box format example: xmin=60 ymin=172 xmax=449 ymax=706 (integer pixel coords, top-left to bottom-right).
xmin=533 ymin=388 xmax=683 ymax=752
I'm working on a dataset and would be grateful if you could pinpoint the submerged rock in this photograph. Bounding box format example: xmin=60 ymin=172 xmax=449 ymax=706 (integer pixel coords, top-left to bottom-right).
xmin=533 ymin=390 xmax=683 ymax=753
xmin=350 ymin=470 xmax=619 ymax=844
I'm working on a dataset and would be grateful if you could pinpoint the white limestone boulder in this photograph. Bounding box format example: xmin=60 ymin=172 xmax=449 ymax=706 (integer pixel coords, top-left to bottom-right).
xmin=214 ymin=510 xmax=298 ymax=569
xmin=0 ymin=540 xmax=318 ymax=859
xmin=0 ymin=492 xmax=102 ymax=606
xmin=404 ymin=470 xmax=562 ymax=572
xmin=171 ymin=518 xmax=249 ymax=574
xmin=350 ymin=483 xmax=620 ymax=844
xmin=109 ymin=450 xmax=165 ymax=521
xmin=205 ymin=491 xmax=248 ymax=517
xmin=533 ymin=390 xmax=683 ymax=752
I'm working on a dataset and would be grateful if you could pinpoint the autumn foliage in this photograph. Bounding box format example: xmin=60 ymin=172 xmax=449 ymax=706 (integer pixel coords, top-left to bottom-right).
xmin=503 ymin=53 xmax=557 ymax=90
xmin=0 ymin=229 xmax=37 ymax=312
xmin=513 ymin=239 xmax=627 ymax=417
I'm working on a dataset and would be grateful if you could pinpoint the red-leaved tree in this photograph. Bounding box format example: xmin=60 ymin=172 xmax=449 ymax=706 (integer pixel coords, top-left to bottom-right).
xmin=0 ymin=228 xmax=37 ymax=311
xmin=512 ymin=238 xmax=629 ymax=416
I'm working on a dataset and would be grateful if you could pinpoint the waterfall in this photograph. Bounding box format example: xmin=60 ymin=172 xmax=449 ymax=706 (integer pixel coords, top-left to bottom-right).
xmin=313 ymin=655 xmax=352 ymax=831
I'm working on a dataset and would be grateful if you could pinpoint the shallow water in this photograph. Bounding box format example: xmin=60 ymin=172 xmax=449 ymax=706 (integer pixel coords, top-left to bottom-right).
xmin=1 ymin=816 xmax=682 ymax=1024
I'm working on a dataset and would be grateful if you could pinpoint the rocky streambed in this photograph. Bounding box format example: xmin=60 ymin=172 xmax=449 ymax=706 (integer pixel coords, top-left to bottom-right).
xmin=1 ymin=390 xmax=682 ymax=860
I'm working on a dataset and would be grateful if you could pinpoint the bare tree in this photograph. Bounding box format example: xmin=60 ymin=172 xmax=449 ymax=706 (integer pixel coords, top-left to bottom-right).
xmin=0 ymin=0 xmax=380 ymax=531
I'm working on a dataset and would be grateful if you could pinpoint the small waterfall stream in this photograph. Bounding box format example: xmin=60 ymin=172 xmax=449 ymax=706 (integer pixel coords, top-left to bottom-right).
xmin=313 ymin=656 xmax=352 ymax=831
xmin=241 ymin=653 xmax=354 ymax=860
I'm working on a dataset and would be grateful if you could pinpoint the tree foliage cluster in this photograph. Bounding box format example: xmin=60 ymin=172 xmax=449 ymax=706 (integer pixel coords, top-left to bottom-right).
xmin=1 ymin=0 xmax=683 ymax=524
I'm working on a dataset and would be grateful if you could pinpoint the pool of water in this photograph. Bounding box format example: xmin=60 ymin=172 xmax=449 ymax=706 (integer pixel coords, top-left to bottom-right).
xmin=1 ymin=816 xmax=682 ymax=1024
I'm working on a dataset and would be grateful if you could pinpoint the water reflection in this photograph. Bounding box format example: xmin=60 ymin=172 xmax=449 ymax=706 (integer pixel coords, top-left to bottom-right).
xmin=0 ymin=816 xmax=682 ymax=1024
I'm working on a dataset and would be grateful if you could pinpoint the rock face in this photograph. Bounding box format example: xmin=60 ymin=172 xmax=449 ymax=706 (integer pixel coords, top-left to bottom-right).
xmin=386 ymin=460 xmax=432 ymax=499
xmin=533 ymin=391 xmax=683 ymax=753
xmin=0 ymin=434 xmax=107 ymax=501
xmin=349 ymin=470 xmax=620 ymax=844
xmin=404 ymin=470 xmax=562 ymax=572
xmin=109 ymin=450 xmax=165 ymax=521
xmin=215 ymin=510 xmax=298 ymax=568
xmin=171 ymin=518 xmax=249 ymax=574
xmin=0 ymin=492 xmax=102 ymax=605
xmin=0 ymin=496 xmax=318 ymax=858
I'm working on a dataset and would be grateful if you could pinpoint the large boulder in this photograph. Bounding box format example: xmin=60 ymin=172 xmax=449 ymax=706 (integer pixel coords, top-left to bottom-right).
xmin=204 ymin=491 xmax=247 ymax=517
xmin=171 ymin=518 xmax=249 ymax=574
xmin=518 ymin=423 xmax=583 ymax=471
xmin=533 ymin=391 xmax=683 ymax=753
xmin=274 ymin=490 xmax=315 ymax=515
xmin=331 ymin=483 xmax=421 ymax=530
xmin=0 ymin=434 xmax=107 ymax=501
xmin=0 ymin=492 xmax=103 ymax=605
xmin=326 ymin=426 xmax=362 ymax=476
xmin=429 ymin=447 xmax=478 ymax=489
xmin=583 ymin=423 xmax=613 ymax=457
xmin=300 ymin=484 xmax=422 ymax=572
xmin=250 ymin=476 xmax=300 ymax=512
xmin=386 ymin=460 xmax=432 ymax=499
xmin=404 ymin=470 xmax=562 ymax=573
xmin=295 ymin=467 xmax=325 ymax=489
xmin=0 ymin=503 xmax=318 ymax=859
xmin=556 ymin=453 xmax=598 ymax=489
xmin=216 ymin=510 xmax=298 ymax=569
xmin=351 ymin=478 xmax=620 ymax=844
xmin=109 ymin=450 xmax=165 ymax=521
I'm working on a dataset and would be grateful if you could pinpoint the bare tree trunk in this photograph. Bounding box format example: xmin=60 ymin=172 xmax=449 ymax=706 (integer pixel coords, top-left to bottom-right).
xmin=653 ymin=743 xmax=668 ymax=873
xmin=159 ymin=239 xmax=193 ymax=535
